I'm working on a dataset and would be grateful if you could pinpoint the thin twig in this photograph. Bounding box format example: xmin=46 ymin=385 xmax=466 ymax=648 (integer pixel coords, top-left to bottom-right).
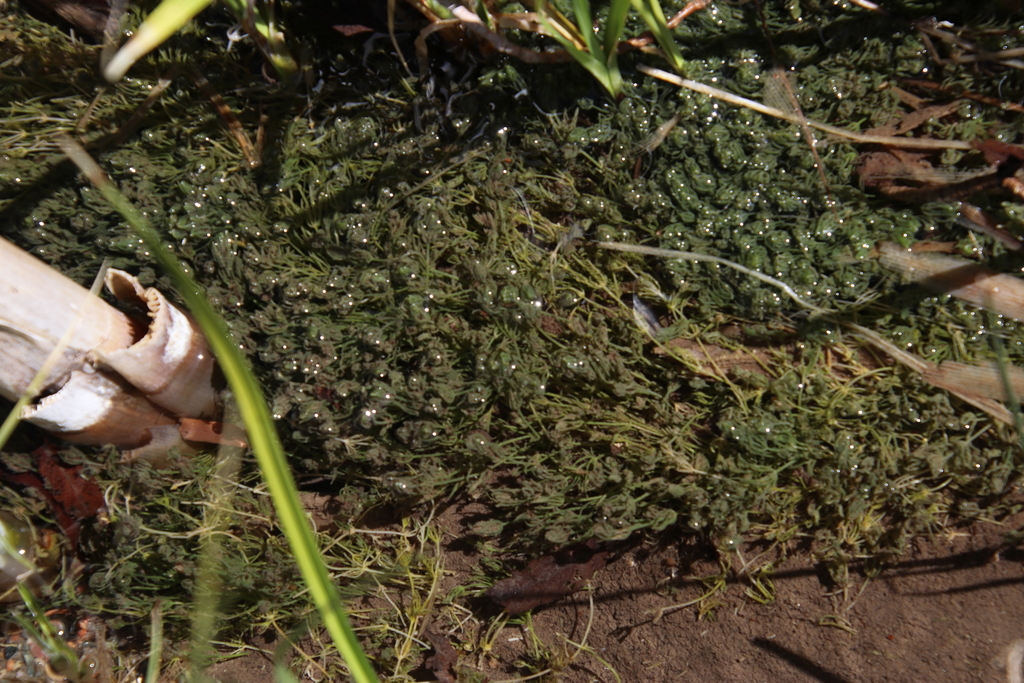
xmin=638 ymin=65 xmax=973 ymax=151
xmin=595 ymin=241 xmax=831 ymax=314
xmin=193 ymin=68 xmax=259 ymax=167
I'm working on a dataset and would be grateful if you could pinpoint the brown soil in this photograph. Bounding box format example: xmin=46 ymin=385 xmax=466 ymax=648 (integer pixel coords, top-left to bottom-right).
xmin=211 ymin=502 xmax=1024 ymax=683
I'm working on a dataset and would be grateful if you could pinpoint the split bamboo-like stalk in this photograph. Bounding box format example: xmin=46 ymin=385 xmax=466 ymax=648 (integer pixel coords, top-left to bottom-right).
xmin=0 ymin=238 xmax=136 ymax=400
xmin=0 ymin=237 xmax=220 ymax=458
xmin=99 ymin=269 xmax=218 ymax=419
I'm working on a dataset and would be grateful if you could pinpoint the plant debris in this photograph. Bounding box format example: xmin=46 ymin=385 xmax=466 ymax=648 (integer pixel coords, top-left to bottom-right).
xmin=5 ymin=0 xmax=1024 ymax=678
xmin=876 ymin=241 xmax=1024 ymax=321
xmin=1 ymin=446 xmax=104 ymax=549
xmin=486 ymin=541 xmax=612 ymax=615
xmin=422 ymin=629 xmax=459 ymax=683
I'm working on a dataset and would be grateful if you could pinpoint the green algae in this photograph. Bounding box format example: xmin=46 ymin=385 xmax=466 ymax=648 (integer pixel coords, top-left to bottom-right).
xmin=3 ymin=0 xmax=1024 ymax=674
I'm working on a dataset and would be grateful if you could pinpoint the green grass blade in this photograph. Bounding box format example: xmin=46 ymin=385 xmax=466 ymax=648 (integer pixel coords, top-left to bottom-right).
xmin=14 ymin=586 xmax=83 ymax=679
xmin=145 ymin=601 xmax=164 ymax=683
xmin=58 ymin=138 xmax=379 ymax=683
xmin=274 ymin=661 xmax=302 ymax=683
xmin=603 ymin=0 xmax=631 ymax=66
xmin=535 ymin=0 xmax=587 ymax=48
xmin=188 ymin=419 xmax=245 ymax=674
xmin=536 ymin=0 xmax=620 ymax=96
xmin=571 ymin=0 xmax=600 ymax=58
xmin=219 ymin=0 xmax=298 ymax=81
xmin=558 ymin=39 xmax=618 ymax=96
xmin=989 ymin=313 xmax=1024 ymax=440
xmin=104 ymin=0 xmax=213 ymax=82
xmin=415 ymin=0 xmax=454 ymax=20
xmin=631 ymin=0 xmax=686 ymax=73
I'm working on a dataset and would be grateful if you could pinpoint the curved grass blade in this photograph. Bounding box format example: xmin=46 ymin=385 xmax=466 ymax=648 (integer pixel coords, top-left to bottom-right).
xmin=572 ymin=0 xmax=598 ymax=57
xmin=104 ymin=0 xmax=213 ymax=82
xmin=104 ymin=0 xmax=297 ymax=84
xmin=58 ymin=137 xmax=379 ymax=683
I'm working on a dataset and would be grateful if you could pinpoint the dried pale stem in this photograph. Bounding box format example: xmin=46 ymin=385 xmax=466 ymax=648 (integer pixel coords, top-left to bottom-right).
xmin=848 ymin=323 xmax=1015 ymax=424
xmin=638 ymin=65 xmax=973 ymax=150
xmin=916 ymin=21 xmax=1024 ymax=71
xmin=193 ymin=68 xmax=258 ymax=167
xmin=595 ymin=241 xmax=831 ymax=314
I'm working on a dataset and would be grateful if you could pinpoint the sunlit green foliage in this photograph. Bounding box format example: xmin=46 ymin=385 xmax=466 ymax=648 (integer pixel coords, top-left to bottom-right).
xmin=537 ymin=0 xmax=631 ymax=96
xmin=103 ymin=0 xmax=296 ymax=82
xmin=2 ymin=0 xmax=1024 ymax=678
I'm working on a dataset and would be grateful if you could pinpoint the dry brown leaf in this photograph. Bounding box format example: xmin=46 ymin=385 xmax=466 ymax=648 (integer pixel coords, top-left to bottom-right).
xmin=486 ymin=541 xmax=610 ymax=615
xmin=877 ymin=241 xmax=1024 ymax=321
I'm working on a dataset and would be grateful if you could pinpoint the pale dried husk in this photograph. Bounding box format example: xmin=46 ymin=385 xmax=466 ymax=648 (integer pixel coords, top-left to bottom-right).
xmin=0 ymin=238 xmax=136 ymax=402
xmin=98 ymin=269 xmax=218 ymax=419
xmin=0 ymin=237 xmax=220 ymax=459
xmin=22 ymin=369 xmax=178 ymax=447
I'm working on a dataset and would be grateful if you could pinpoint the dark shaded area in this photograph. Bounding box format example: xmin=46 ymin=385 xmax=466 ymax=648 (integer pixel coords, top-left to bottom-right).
xmin=752 ymin=637 xmax=854 ymax=683
xmin=19 ymin=0 xmax=109 ymax=40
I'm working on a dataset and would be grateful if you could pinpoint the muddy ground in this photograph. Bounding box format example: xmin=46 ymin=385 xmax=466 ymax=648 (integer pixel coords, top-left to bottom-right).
xmin=207 ymin=499 xmax=1024 ymax=683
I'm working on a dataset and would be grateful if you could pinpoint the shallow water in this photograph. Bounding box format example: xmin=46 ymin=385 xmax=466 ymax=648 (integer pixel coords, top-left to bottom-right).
xmin=0 ymin=0 xmax=1023 ymax=646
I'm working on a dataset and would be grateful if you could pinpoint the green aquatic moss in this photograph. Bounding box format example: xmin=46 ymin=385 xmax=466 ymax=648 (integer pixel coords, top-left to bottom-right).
xmin=2 ymin=0 xmax=1024 ymax=670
